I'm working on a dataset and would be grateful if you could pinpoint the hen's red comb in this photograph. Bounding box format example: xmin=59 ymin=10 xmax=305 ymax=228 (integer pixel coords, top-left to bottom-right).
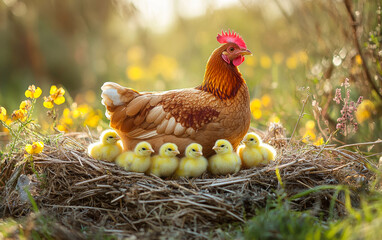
xmin=217 ymin=30 xmax=247 ymax=49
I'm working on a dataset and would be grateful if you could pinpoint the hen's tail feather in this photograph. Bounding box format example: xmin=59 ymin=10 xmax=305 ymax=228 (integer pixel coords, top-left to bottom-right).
xmin=101 ymin=82 xmax=139 ymax=107
xmin=101 ymin=82 xmax=141 ymax=119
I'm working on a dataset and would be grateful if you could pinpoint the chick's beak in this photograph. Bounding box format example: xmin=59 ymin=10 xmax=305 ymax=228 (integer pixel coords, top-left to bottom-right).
xmin=196 ymin=151 xmax=203 ymax=156
xmin=149 ymin=148 xmax=155 ymax=153
xmin=115 ymin=136 xmax=121 ymax=140
xmin=239 ymin=49 xmax=252 ymax=56
xmin=175 ymin=150 xmax=180 ymax=155
xmin=212 ymin=146 xmax=219 ymax=151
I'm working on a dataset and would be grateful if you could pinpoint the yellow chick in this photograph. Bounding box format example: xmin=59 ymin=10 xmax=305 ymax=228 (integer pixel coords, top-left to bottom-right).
xmin=175 ymin=143 xmax=208 ymax=178
xmin=115 ymin=141 xmax=154 ymax=173
xmin=147 ymin=143 xmax=180 ymax=177
xmin=208 ymin=139 xmax=241 ymax=175
xmin=88 ymin=130 xmax=122 ymax=162
xmin=238 ymin=132 xmax=276 ymax=168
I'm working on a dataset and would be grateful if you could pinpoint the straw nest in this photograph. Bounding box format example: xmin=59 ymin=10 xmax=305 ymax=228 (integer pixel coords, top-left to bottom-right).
xmin=0 ymin=124 xmax=376 ymax=239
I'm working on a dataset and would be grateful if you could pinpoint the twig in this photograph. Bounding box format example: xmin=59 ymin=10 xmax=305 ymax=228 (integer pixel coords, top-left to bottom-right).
xmin=344 ymin=0 xmax=382 ymax=99
xmin=336 ymin=139 xmax=382 ymax=149
xmin=44 ymin=204 xmax=120 ymax=212
xmin=201 ymin=177 xmax=250 ymax=188
xmin=288 ymin=95 xmax=309 ymax=146
xmin=75 ymin=175 xmax=108 ymax=185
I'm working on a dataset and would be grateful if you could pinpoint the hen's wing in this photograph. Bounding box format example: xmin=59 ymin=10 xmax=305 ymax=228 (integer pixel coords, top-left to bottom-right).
xmin=101 ymin=82 xmax=221 ymax=141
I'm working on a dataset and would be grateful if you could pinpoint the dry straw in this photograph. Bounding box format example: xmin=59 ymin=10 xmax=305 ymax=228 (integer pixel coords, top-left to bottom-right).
xmin=0 ymin=125 xmax=378 ymax=239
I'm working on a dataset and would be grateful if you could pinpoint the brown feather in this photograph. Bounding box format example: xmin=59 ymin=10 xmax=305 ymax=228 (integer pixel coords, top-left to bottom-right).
xmin=157 ymin=119 xmax=169 ymax=134
xmin=146 ymin=106 xmax=163 ymax=123
xmin=125 ymin=96 xmax=150 ymax=116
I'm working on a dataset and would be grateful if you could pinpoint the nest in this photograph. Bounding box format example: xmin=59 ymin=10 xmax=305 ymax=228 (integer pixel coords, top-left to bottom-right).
xmin=0 ymin=126 xmax=376 ymax=239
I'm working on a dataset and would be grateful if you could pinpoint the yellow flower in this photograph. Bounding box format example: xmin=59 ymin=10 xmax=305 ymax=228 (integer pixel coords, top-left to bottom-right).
xmin=250 ymin=98 xmax=262 ymax=112
xmin=286 ymin=56 xmax=298 ymax=69
xmin=269 ymin=115 xmax=280 ymax=123
xmin=355 ymin=54 xmax=362 ymax=65
xmin=260 ymin=55 xmax=272 ymax=69
xmin=72 ymin=104 xmax=91 ymax=119
xmin=25 ymin=85 xmax=42 ymax=99
xmin=0 ymin=106 xmax=6 ymax=121
xmin=261 ymin=94 xmax=272 ymax=108
xmin=314 ymin=137 xmax=324 ymax=146
xmin=302 ymin=130 xmax=316 ymax=142
xmin=11 ymin=109 xmax=27 ymax=122
xmin=25 ymin=141 xmax=44 ymax=155
xmin=19 ymin=100 xmax=32 ymax=111
xmin=252 ymin=109 xmax=262 ymax=120
xmin=43 ymin=85 xmax=66 ymax=108
xmin=84 ymin=110 xmax=102 ymax=128
xmin=356 ymin=99 xmax=376 ymax=123
xmin=61 ymin=116 xmax=73 ymax=126
xmin=126 ymin=65 xmax=144 ymax=81
xmin=43 ymin=96 xmax=54 ymax=109
xmin=305 ymin=120 xmax=315 ymax=130
xmin=50 ymin=85 xmax=66 ymax=105
xmin=2 ymin=119 xmax=12 ymax=133
xmin=56 ymin=124 xmax=69 ymax=132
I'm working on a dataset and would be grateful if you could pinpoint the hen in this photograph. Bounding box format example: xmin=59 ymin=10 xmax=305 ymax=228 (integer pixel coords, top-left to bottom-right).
xmin=101 ymin=30 xmax=251 ymax=157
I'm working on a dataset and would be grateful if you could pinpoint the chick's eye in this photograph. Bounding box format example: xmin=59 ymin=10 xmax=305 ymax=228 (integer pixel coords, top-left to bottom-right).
xmin=250 ymin=138 xmax=254 ymax=141
xmin=167 ymin=148 xmax=172 ymax=151
xmin=221 ymin=144 xmax=225 ymax=148
xmin=142 ymin=148 xmax=146 ymax=150
xmin=192 ymin=149 xmax=196 ymax=152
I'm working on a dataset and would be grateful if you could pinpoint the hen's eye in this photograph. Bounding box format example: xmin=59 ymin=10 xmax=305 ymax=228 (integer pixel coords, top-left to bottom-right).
xmin=229 ymin=47 xmax=235 ymax=52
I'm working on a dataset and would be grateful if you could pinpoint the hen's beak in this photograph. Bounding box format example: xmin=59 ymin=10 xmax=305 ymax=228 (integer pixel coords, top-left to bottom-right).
xmin=239 ymin=49 xmax=252 ymax=56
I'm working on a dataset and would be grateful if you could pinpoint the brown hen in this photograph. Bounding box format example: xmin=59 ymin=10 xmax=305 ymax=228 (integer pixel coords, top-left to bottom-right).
xmin=101 ymin=30 xmax=251 ymax=157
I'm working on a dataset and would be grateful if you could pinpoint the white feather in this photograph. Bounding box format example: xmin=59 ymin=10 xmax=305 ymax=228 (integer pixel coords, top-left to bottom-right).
xmin=102 ymin=89 xmax=123 ymax=106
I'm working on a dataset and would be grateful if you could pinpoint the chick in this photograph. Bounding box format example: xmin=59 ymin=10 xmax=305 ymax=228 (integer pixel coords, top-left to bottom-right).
xmin=115 ymin=141 xmax=154 ymax=173
xmin=238 ymin=132 xmax=276 ymax=168
xmin=208 ymin=139 xmax=241 ymax=175
xmin=88 ymin=130 xmax=122 ymax=162
xmin=175 ymin=143 xmax=208 ymax=178
xmin=147 ymin=143 xmax=180 ymax=177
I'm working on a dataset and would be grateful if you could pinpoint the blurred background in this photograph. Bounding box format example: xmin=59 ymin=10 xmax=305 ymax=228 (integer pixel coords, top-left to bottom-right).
xmin=0 ymin=0 xmax=380 ymax=147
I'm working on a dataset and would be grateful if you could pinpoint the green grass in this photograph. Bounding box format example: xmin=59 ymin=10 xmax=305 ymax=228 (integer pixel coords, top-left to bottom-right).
xmin=233 ymin=188 xmax=382 ymax=240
